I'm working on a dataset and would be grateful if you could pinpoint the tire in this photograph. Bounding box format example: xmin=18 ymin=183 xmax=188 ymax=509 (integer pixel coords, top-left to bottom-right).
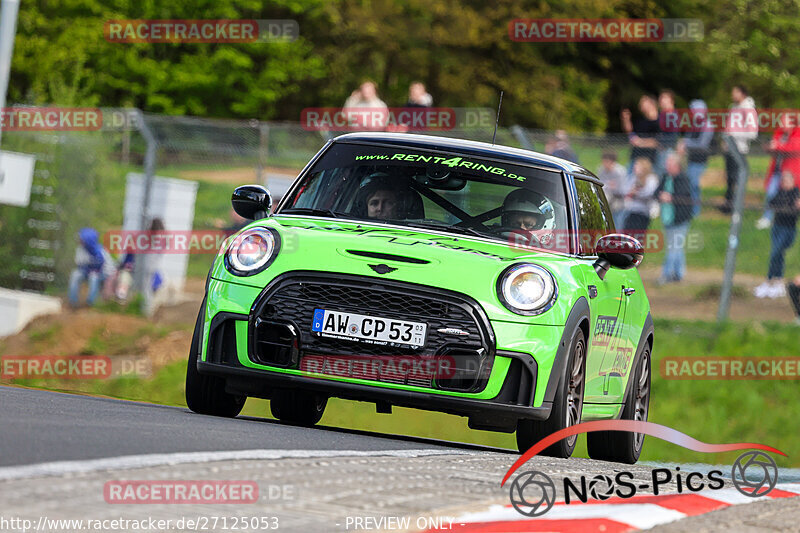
xmin=270 ymin=390 xmax=327 ymax=426
xmin=516 ymin=328 xmax=586 ymax=457
xmin=185 ymin=300 xmax=246 ymax=418
xmin=587 ymin=343 xmax=651 ymax=464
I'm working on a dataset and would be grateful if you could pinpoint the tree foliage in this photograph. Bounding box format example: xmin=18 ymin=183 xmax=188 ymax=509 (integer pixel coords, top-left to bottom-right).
xmin=7 ymin=0 xmax=799 ymax=131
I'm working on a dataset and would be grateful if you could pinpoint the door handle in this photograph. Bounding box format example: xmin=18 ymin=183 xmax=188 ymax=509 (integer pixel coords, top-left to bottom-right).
xmin=623 ymin=287 xmax=636 ymax=296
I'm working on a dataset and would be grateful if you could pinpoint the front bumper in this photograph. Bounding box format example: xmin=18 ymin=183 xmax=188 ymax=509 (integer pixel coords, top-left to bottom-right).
xmin=199 ymin=358 xmax=551 ymax=429
xmin=201 ymin=274 xmax=563 ymax=426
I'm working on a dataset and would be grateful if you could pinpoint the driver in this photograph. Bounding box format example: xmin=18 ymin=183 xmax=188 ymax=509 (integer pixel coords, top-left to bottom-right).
xmin=501 ymin=189 xmax=548 ymax=230
xmin=366 ymin=188 xmax=399 ymax=219
xmin=355 ymin=174 xmax=401 ymax=220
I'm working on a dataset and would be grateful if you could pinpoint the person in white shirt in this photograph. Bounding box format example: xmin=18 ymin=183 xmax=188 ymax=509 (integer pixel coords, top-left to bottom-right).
xmin=343 ymin=81 xmax=389 ymax=130
xmin=623 ymin=157 xmax=659 ymax=231
xmin=721 ymin=85 xmax=758 ymax=213
xmin=596 ymin=151 xmax=627 ymax=227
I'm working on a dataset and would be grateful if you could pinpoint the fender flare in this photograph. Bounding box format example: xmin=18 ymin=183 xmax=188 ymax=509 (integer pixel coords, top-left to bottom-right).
xmin=542 ymin=297 xmax=590 ymax=404
xmin=617 ymin=312 xmax=655 ymax=414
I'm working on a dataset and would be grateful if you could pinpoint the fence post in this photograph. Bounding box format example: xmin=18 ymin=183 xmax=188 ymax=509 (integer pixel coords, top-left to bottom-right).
xmin=0 ymin=0 xmax=20 ymax=155
xmin=717 ymin=135 xmax=749 ymax=323
xmin=258 ymin=122 xmax=270 ymax=188
xmin=132 ymin=110 xmax=158 ymax=308
xmin=511 ymin=125 xmax=534 ymax=151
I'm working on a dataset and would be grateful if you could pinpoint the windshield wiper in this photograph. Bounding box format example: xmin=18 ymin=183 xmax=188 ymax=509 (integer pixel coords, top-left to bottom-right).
xmin=281 ymin=207 xmax=341 ymax=218
xmin=403 ymin=221 xmax=489 ymax=239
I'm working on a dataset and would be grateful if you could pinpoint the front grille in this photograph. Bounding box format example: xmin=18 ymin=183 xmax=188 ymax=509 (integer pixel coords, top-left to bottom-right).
xmin=289 ymin=283 xmax=453 ymax=321
xmin=249 ymin=273 xmax=495 ymax=392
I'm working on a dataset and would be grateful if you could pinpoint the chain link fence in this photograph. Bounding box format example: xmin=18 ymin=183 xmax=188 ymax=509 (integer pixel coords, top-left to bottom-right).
xmin=0 ymin=108 xmax=795 ymax=322
xmin=0 ymin=125 xmax=144 ymax=294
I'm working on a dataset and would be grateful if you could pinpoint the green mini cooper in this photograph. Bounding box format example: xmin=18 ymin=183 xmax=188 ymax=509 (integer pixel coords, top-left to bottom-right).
xmin=186 ymin=132 xmax=654 ymax=463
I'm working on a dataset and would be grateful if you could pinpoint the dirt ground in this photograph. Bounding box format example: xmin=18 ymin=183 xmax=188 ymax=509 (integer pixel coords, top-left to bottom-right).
xmin=176 ymin=165 xmax=298 ymax=184
xmin=639 ymin=265 xmax=797 ymax=322
xmin=0 ymin=278 xmax=206 ymax=371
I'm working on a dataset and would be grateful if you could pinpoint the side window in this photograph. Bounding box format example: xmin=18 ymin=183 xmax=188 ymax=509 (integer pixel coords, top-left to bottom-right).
xmin=574 ymin=179 xmax=612 ymax=255
xmin=593 ymin=182 xmax=616 ymax=232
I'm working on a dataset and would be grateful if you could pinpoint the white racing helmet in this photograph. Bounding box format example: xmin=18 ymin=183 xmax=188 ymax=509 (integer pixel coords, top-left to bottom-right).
xmin=501 ymin=189 xmax=549 ymax=229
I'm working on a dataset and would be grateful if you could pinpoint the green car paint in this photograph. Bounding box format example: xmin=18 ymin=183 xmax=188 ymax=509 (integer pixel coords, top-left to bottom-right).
xmin=202 ymin=217 xmax=649 ymax=416
xmin=195 ymin=132 xmax=653 ymax=435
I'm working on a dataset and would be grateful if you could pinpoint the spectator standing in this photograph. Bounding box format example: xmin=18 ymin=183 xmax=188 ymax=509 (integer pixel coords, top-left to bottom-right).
xmin=754 ymin=171 xmax=800 ymax=298
xmin=344 ymin=80 xmax=389 ymax=130
xmin=405 ymin=81 xmax=433 ymax=107
xmin=596 ymin=151 xmax=627 ymax=226
xmin=111 ymin=253 xmax=135 ymax=302
xmin=546 ymin=130 xmax=580 ymax=164
xmin=721 ymin=85 xmax=758 ymax=214
xmin=68 ymin=227 xmax=108 ymax=307
xmin=656 ymin=152 xmax=694 ymax=284
xmin=344 ymin=80 xmax=388 ymax=109
xmin=756 ymin=122 xmax=800 ymax=229
xmin=678 ymin=99 xmax=714 ymax=217
xmin=656 ymin=89 xmax=679 ymax=174
xmin=621 ymin=95 xmax=660 ymax=171
xmin=623 ymin=157 xmax=659 ymax=231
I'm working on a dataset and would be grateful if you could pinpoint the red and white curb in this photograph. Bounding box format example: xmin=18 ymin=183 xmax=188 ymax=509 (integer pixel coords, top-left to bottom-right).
xmin=424 ymin=483 xmax=800 ymax=532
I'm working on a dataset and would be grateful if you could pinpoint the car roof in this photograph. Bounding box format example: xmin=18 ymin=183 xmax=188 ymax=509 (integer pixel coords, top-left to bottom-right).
xmin=332 ymin=131 xmax=598 ymax=180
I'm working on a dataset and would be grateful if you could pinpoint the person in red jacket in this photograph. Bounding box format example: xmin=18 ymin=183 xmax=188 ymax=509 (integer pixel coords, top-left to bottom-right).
xmin=756 ymin=123 xmax=800 ymax=229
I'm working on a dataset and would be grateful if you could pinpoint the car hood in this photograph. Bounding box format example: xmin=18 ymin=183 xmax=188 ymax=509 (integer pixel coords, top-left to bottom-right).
xmin=209 ymin=216 xmax=584 ymax=324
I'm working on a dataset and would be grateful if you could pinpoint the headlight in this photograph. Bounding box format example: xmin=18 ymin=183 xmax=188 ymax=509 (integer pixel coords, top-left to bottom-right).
xmin=497 ymin=263 xmax=557 ymax=315
xmin=224 ymin=227 xmax=279 ymax=276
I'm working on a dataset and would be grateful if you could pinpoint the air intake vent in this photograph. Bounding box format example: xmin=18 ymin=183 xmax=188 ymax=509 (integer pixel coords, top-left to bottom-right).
xmin=346 ymin=250 xmax=430 ymax=264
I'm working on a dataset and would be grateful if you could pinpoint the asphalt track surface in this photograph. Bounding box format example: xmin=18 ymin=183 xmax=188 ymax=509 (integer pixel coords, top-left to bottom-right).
xmin=2 ymin=386 xmax=798 ymax=532
xmin=0 ymin=386 xmax=508 ymax=467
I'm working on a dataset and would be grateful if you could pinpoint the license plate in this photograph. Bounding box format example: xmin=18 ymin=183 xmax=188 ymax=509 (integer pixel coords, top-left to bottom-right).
xmin=311 ymin=309 xmax=426 ymax=348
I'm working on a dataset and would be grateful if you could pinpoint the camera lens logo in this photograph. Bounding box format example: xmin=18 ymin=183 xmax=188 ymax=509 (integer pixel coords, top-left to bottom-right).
xmin=509 ymin=471 xmax=556 ymax=517
xmin=732 ymin=451 xmax=778 ymax=497
xmin=588 ymin=474 xmax=615 ymax=500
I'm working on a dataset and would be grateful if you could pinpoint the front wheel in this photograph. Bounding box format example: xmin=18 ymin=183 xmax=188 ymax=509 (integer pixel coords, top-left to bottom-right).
xmin=185 ymin=301 xmax=246 ymax=418
xmin=587 ymin=344 xmax=651 ymax=464
xmin=270 ymin=390 xmax=327 ymax=426
xmin=516 ymin=328 xmax=586 ymax=457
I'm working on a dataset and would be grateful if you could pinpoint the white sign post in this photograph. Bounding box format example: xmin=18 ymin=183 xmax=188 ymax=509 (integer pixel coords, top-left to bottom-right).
xmin=0 ymin=149 xmax=35 ymax=206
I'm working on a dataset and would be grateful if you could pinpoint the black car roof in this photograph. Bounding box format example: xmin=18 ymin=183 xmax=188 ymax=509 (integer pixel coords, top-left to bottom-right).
xmin=333 ymin=131 xmax=598 ymax=181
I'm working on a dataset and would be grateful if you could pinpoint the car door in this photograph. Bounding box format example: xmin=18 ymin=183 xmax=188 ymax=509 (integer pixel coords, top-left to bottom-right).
xmin=571 ymin=178 xmax=630 ymax=404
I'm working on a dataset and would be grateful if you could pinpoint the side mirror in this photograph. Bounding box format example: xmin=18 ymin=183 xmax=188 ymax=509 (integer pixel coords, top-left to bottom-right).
xmin=232 ymin=185 xmax=272 ymax=220
xmin=593 ymin=233 xmax=644 ymax=280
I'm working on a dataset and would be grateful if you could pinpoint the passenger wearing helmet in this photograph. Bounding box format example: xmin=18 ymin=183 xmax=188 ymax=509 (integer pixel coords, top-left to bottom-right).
xmin=501 ymin=189 xmax=548 ymax=230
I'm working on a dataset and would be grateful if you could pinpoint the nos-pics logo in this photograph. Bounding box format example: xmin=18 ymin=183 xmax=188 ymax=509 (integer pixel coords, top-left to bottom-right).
xmin=502 ymin=420 xmax=783 ymax=517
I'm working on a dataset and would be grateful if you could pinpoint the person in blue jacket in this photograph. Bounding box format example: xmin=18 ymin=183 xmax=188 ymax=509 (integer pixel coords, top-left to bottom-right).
xmin=68 ymin=227 xmax=107 ymax=307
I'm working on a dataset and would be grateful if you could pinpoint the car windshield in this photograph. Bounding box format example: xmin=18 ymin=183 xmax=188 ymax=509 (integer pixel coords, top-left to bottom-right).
xmin=280 ymin=142 xmax=569 ymax=245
